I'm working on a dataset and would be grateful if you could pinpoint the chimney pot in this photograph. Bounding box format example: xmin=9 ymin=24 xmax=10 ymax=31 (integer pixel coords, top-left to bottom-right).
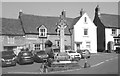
xmin=80 ymin=8 xmax=84 ymax=16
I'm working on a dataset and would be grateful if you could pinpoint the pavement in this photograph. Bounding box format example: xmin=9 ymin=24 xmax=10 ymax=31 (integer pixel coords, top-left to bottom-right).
xmin=1 ymin=52 xmax=119 ymax=74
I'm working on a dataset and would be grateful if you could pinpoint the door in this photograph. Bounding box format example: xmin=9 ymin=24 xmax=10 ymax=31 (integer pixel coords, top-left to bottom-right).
xmin=76 ymin=42 xmax=82 ymax=51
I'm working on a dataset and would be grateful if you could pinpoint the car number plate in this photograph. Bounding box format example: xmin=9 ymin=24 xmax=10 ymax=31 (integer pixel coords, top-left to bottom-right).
xmin=6 ymin=62 xmax=11 ymax=64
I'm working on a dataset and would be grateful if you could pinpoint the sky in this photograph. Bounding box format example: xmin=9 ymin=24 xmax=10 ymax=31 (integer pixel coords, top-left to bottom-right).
xmin=1 ymin=1 xmax=119 ymax=21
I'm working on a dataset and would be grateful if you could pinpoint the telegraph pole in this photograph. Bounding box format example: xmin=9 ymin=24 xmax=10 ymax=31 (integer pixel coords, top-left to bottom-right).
xmin=57 ymin=10 xmax=67 ymax=52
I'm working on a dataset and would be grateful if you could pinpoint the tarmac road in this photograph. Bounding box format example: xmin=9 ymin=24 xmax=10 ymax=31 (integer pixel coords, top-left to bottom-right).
xmin=1 ymin=53 xmax=118 ymax=74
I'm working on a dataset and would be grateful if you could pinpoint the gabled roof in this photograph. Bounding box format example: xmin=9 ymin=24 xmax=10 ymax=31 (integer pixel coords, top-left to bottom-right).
xmin=70 ymin=16 xmax=82 ymax=29
xmin=20 ymin=13 xmax=74 ymax=35
xmin=99 ymin=13 xmax=120 ymax=28
xmin=1 ymin=18 xmax=24 ymax=35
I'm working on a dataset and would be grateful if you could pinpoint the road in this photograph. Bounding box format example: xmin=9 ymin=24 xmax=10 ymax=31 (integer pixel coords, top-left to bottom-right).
xmin=1 ymin=53 xmax=119 ymax=74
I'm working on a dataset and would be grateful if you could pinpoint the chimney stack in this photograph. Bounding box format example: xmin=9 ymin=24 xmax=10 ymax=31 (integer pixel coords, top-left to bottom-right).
xmin=95 ymin=5 xmax=100 ymax=17
xmin=19 ymin=9 xmax=23 ymax=18
xmin=80 ymin=8 xmax=84 ymax=17
xmin=60 ymin=10 xmax=66 ymax=19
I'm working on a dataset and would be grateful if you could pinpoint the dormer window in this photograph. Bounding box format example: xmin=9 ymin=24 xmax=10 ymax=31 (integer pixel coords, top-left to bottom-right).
xmin=38 ymin=25 xmax=47 ymax=37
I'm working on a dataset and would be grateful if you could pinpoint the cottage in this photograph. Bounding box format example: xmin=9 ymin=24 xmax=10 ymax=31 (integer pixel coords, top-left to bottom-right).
xmin=70 ymin=9 xmax=97 ymax=53
xmin=1 ymin=9 xmax=97 ymax=54
xmin=93 ymin=5 xmax=120 ymax=52
xmin=0 ymin=18 xmax=25 ymax=52
xmin=18 ymin=10 xmax=72 ymax=51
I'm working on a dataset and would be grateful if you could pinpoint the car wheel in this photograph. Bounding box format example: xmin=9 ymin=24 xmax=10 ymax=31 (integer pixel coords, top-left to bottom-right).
xmin=12 ymin=62 xmax=16 ymax=66
xmin=87 ymin=56 xmax=90 ymax=58
xmin=18 ymin=60 xmax=23 ymax=65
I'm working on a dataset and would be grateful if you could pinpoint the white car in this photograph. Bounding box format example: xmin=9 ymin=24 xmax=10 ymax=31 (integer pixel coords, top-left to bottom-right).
xmin=65 ymin=50 xmax=81 ymax=61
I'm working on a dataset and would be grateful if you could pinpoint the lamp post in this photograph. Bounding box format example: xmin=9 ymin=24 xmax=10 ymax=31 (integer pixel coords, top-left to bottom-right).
xmin=57 ymin=10 xmax=67 ymax=52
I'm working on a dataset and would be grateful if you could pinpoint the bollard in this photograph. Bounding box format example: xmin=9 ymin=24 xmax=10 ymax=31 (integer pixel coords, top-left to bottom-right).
xmin=84 ymin=57 xmax=90 ymax=68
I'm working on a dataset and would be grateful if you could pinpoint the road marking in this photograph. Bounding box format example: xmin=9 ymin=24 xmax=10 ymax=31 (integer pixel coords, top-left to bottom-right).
xmin=91 ymin=57 xmax=118 ymax=68
xmin=91 ymin=62 xmax=104 ymax=67
xmin=7 ymin=56 xmax=118 ymax=74
xmin=7 ymin=72 xmax=41 ymax=74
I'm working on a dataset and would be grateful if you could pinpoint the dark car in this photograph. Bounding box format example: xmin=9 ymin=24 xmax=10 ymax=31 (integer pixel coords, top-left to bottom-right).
xmin=17 ymin=51 xmax=34 ymax=65
xmin=115 ymin=47 xmax=120 ymax=54
xmin=1 ymin=51 xmax=17 ymax=67
xmin=77 ymin=49 xmax=91 ymax=59
xmin=33 ymin=50 xmax=48 ymax=63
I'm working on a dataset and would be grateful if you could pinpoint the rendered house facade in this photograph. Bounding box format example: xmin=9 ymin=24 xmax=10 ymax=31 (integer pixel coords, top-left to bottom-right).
xmin=93 ymin=5 xmax=120 ymax=52
xmin=70 ymin=10 xmax=97 ymax=53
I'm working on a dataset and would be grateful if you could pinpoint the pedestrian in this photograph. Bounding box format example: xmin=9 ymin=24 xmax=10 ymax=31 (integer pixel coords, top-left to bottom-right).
xmin=40 ymin=63 xmax=44 ymax=73
xmin=40 ymin=61 xmax=48 ymax=73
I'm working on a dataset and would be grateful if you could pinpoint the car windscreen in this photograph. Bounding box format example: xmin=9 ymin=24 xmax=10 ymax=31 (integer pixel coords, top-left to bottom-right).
xmin=53 ymin=49 xmax=60 ymax=52
xmin=21 ymin=52 xmax=32 ymax=56
xmin=36 ymin=51 xmax=46 ymax=55
xmin=2 ymin=51 xmax=15 ymax=58
xmin=68 ymin=51 xmax=76 ymax=53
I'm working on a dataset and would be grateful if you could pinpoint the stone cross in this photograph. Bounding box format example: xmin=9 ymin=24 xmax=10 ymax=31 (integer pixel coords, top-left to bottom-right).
xmin=57 ymin=10 xmax=67 ymax=52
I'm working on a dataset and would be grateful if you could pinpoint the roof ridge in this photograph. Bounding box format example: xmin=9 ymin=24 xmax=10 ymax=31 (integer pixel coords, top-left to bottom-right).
xmin=1 ymin=17 xmax=19 ymax=20
xmin=21 ymin=13 xmax=74 ymax=19
xmin=101 ymin=13 xmax=119 ymax=16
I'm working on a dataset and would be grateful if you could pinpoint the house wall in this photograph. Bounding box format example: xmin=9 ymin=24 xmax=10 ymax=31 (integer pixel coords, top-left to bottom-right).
xmin=0 ymin=35 xmax=3 ymax=51
xmin=74 ymin=13 xmax=97 ymax=53
xmin=47 ymin=34 xmax=71 ymax=46
xmin=117 ymin=29 xmax=120 ymax=35
xmin=25 ymin=34 xmax=71 ymax=51
xmin=2 ymin=35 xmax=25 ymax=51
xmin=105 ymin=28 xmax=120 ymax=50
xmin=93 ymin=13 xmax=105 ymax=52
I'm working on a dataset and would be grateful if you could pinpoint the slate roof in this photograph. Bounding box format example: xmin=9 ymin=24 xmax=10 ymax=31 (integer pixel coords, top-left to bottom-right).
xmin=100 ymin=13 xmax=120 ymax=28
xmin=1 ymin=18 xmax=24 ymax=35
xmin=20 ymin=13 xmax=74 ymax=35
xmin=70 ymin=16 xmax=82 ymax=29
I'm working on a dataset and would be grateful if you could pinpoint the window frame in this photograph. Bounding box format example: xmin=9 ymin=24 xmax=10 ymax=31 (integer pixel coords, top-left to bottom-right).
xmin=112 ymin=29 xmax=117 ymax=35
xmin=34 ymin=43 xmax=41 ymax=50
xmin=86 ymin=41 xmax=91 ymax=48
xmin=84 ymin=17 xmax=87 ymax=24
xmin=39 ymin=25 xmax=47 ymax=37
xmin=84 ymin=28 xmax=88 ymax=36
xmin=7 ymin=36 xmax=15 ymax=44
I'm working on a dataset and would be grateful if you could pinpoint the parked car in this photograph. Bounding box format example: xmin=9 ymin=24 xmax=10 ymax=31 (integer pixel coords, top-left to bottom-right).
xmin=54 ymin=52 xmax=71 ymax=62
xmin=33 ymin=50 xmax=48 ymax=63
xmin=65 ymin=50 xmax=81 ymax=61
xmin=115 ymin=47 xmax=120 ymax=54
xmin=77 ymin=49 xmax=91 ymax=59
xmin=1 ymin=51 xmax=17 ymax=67
xmin=17 ymin=51 xmax=34 ymax=65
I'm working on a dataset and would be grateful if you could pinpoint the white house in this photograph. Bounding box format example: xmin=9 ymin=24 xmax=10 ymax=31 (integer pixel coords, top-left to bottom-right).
xmin=71 ymin=10 xmax=97 ymax=53
xmin=93 ymin=5 xmax=120 ymax=52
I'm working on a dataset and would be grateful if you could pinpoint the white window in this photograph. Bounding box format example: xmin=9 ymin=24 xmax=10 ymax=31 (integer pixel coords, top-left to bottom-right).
xmin=112 ymin=29 xmax=117 ymax=35
xmin=84 ymin=29 xmax=88 ymax=35
xmin=84 ymin=17 xmax=87 ymax=24
xmin=86 ymin=42 xmax=91 ymax=48
xmin=55 ymin=40 xmax=60 ymax=47
xmin=8 ymin=36 xmax=14 ymax=44
xmin=34 ymin=44 xmax=41 ymax=50
xmin=39 ymin=25 xmax=47 ymax=37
